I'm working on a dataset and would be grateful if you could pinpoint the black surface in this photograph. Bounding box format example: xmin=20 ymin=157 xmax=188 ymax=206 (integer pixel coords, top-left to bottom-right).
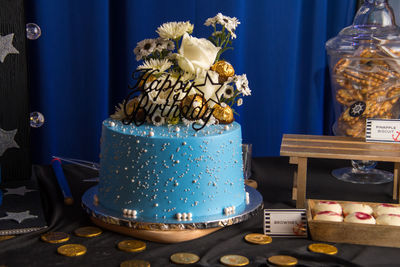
xmin=1 ymin=157 xmax=400 ymax=266
xmin=0 ymin=170 xmax=47 ymax=234
xmin=0 ymin=0 xmax=31 ymax=181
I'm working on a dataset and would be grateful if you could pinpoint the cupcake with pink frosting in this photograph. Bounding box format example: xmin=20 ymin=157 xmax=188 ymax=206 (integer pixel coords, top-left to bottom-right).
xmin=376 ymin=214 xmax=400 ymax=226
xmin=373 ymin=204 xmax=400 ymax=217
xmin=342 ymin=203 xmax=373 ymax=217
xmin=344 ymin=212 xmax=376 ymax=224
xmin=313 ymin=211 xmax=343 ymax=222
xmin=313 ymin=201 xmax=342 ymax=215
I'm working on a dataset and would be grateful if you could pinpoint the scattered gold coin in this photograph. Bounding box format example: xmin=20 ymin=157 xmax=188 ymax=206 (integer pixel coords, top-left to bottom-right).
xmin=220 ymin=255 xmax=249 ymax=266
xmin=117 ymin=240 xmax=146 ymax=253
xmin=244 ymin=233 xmax=272 ymax=245
xmin=41 ymin=232 xmax=70 ymax=244
xmin=308 ymin=243 xmax=338 ymax=255
xmin=170 ymin=252 xmax=200 ymax=264
xmin=120 ymin=259 xmax=150 ymax=267
xmin=267 ymin=255 xmax=298 ymax=266
xmin=0 ymin=235 xmax=15 ymax=242
xmin=57 ymin=244 xmax=87 ymax=257
xmin=74 ymin=226 xmax=102 ymax=238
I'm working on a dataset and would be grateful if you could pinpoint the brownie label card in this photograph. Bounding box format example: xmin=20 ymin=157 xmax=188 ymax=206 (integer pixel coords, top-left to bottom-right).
xmin=264 ymin=209 xmax=307 ymax=237
xmin=366 ymin=119 xmax=400 ymax=143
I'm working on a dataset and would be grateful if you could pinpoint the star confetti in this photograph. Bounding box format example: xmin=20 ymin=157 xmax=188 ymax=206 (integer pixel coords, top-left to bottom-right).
xmin=0 ymin=33 xmax=19 ymax=63
xmin=3 ymin=186 xmax=35 ymax=196
xmin=0 ymin=128 xmax=19 ymax=157
xmin=0 ymin=211 xmax=38 ymax=224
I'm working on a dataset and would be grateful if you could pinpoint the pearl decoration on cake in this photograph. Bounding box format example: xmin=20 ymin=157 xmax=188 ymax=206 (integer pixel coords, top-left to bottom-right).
xmin=175 ymin=212 xmax=193 ymax=221
xmin=110 ymin=121 xmax=116 ymax=127
xmin=123 ymin=208 xmax=137 ymax=218
xmin=224 ymin=206 xmax=236 ymax=215
xmin=149 ymin=131 xmax=154 ymax=137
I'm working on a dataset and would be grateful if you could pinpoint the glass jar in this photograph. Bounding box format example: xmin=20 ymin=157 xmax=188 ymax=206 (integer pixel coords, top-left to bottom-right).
xmin=325 ymin=0 xmax=399 ymax=184
xmin=326 ymin=0 xmax=400 ymax=138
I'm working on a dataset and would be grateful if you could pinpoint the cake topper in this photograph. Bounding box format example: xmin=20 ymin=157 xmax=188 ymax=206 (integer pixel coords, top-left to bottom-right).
xmin=112 ymin=13 xmax=251 ymax=131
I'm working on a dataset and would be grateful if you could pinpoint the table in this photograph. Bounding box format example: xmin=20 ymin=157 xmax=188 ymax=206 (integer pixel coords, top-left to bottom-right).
xmin=1 ymin=157 xmax=399 ymax=266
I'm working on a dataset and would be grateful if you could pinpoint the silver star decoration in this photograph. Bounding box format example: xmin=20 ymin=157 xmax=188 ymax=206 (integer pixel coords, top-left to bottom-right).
xmin=0 ymin=211 xmax=38 ymax=224
xmin=0 ymin=128 xmax=19 ymax=157
xmin=0 ymin=33 xmax=19 ymax=63
xmin=3 ymin=186 xmax=35 ymax=196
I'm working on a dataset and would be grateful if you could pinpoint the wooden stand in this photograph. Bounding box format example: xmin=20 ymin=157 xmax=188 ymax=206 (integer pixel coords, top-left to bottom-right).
xmin=280 ymin=134 xmax=400 ymax=208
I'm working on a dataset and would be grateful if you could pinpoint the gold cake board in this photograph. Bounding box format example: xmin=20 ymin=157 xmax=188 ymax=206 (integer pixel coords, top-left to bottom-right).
xmin=91 ymin=217 xmax=221 ymax=243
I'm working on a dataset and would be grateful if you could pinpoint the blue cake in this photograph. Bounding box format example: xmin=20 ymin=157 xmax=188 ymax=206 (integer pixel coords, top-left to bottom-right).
xmin=97 ymin=119 xmax=247 ymax=221
xmin=96 ymin=14 xmax=253 ymax=222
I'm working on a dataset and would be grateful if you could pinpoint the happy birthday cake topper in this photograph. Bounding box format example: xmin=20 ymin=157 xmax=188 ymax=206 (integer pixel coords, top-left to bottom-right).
xmin=112 ymin=13 xmax=251 ymax=131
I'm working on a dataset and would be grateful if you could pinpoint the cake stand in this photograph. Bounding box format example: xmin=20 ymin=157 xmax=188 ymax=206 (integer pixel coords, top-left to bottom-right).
xmin=81 ymin=185 xmax=263 ymax=243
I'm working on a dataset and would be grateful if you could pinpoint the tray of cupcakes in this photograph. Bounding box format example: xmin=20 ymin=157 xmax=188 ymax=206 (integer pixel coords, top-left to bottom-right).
xmin=307 ymin=199 xmax=400 ymax=248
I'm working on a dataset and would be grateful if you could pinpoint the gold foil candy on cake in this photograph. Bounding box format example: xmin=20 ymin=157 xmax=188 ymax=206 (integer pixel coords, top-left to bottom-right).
xmin=120 ymin=259 xmax=151 ymax=267
xmin=41 ymin=232 xmax=70 ymax=244
xmin=308 ymin=243 xmax=338 ymax=255
xmin=180 ymin=94 xmax=207 ymax=120
xmin=170 ymin=252 xmax=200 ymax=264
xmin=117 ymin=240 xmax=146 ymax=253
xmin=74 ymin=226 xmax=102 ymax=237
xmin=220 ymin=255 xmax=249 ymax=267
xmin=211 ymin=60 xmax=235 ymax=82
xmin=267 ymin=255 xmax=298 ymax=266
xmin=213 ymin=104 xmax=234 ymax=124
xmin=57 ymin=244 xmax=87 ymax=257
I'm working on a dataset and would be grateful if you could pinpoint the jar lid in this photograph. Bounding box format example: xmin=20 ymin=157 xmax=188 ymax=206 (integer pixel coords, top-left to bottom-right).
xmin=326 ymin=0 xmax=400 ymax=55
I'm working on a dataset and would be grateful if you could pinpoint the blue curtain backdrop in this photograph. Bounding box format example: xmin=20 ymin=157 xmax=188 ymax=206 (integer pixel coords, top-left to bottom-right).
xmin=25 ymin=0 xmax=356 ymax=164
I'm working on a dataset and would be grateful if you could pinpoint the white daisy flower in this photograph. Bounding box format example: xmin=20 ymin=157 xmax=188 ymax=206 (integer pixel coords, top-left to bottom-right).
xmin=228 ymin=74 xmax=251 ymax=96
xmin=151 ymin=111 xmax=165 ymax=126
xmin=205 ymin=13 xmax=240 ymax=39
xmin=133 ymin=39 xmax=157 ymax=61
xmin=237 ymin=98 xmax=243 ymax=106
xmin=154 ymin=37 xmax=175 ymax=52
xmin=156 ymin=21 xmax=194 ymax=40
xmin=137 ymin=58 xmax=173 ymax=73
xmin=222 ymin=85 xmax=234 ymax=98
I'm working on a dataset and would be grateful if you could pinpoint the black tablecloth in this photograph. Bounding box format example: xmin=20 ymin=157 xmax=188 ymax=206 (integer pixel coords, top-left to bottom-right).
xmin=1 ymin=157 xmax=400 ymax=266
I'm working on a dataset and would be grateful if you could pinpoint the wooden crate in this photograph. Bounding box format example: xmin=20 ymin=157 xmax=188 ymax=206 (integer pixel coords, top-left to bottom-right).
xmin=307 ymin=199 xmax=400 ymax=248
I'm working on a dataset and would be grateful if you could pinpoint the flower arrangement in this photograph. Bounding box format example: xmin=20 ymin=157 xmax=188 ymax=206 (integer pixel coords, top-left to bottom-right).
xmin=112 ymin=13 xmax=251 ymax=130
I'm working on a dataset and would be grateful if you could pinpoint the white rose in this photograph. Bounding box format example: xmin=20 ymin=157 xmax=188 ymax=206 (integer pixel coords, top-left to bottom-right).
xmin=175 ymin=33 xmax=220 ymax=74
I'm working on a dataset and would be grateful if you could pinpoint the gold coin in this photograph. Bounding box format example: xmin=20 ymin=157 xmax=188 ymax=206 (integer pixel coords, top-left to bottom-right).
xmin=57 ymin=244 xmax=87 ymax=257
xmin=74 ymin=226 xmax=102 ymax=237
xmin=117 ymin=240 xmax=146 ymax=253
xmin=120 ymin=259 xmax=150 ymax=267
xmin=308 ymin=243 xmax=338 ymax=255
xmin=267 ymin=255 xmax=298 ymax=266
xmin=220 ymin=255 xmax=249 ymax=266
xmin=244 ymin=233 xmax=272 ymax=245
xmin=41 ymin=232 xmax=70 ymax=244
xmin=0 ymin=235 xmax=15 ymax=242
xmin=170 ymin=252 xmax=200 ymax=264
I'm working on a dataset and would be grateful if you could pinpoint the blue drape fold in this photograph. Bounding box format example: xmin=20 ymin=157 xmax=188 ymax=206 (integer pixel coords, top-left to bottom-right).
xmin=26 ymin=0 xmax=356 ymax=163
